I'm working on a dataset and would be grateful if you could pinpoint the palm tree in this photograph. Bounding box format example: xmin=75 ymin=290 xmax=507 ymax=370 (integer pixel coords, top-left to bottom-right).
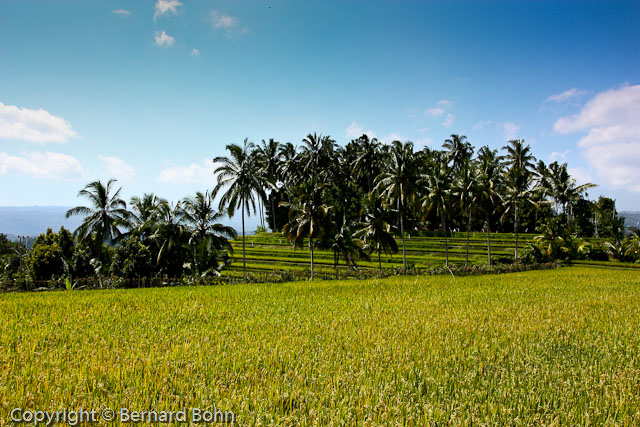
xmin=280 ymin=183 xmax=331 ymax=280
xmin=182 ymin=190 xmax=237 ymax=275
xmin=255 ymin=138 xmax=281 ymax=232
xmin=129 ymin=193 xmax=164 ymax=239
xmin=453 ymin=158 xmax=478 ymax=266
xmin=502 ymin=139 xmax=536 ymax=262
xmin=477 ymin=146 xmax=503 ymax=264
xmin=548 ymin=162 xmax=596 ymax=231
xmin=66 ymin=179 xmax=131 ymax=260
xmin=354 ymin=194 xmax=398 ymax=270
xmin=374 ymin=140 xmax=417 ymax=272
xmin=443 ymin=134 xmax=473 ymax=171
xmin=352 ymin=134 xmax=381 ymax=193
xmin=151 ymin=200 xmax=187 ymax=276
xmin=421 ymin=152 xmax=452 ymax=267
xmin=213 ymin=139 xmax=262 ymax=275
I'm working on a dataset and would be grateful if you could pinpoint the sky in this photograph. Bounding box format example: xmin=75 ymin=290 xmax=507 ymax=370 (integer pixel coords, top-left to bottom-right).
xmin=1 ymin=0 xmax=639 ymax=215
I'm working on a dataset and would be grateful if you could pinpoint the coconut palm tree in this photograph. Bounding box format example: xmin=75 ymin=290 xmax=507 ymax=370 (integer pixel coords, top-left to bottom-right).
xmin=66 ymin=179 xmax=131 ymax=260
xmin=352 ymin=134 xmax=381 ymax=193
xmin=374 ymin=140 xmax=417 ymax=272
xmin=280 ymin=183 xmax=331 ymax=280
xmin=354 ymin=194 xmax=398 ymax=270
xmin=255 ymin=138 xmax=281 ymax=232
xmin=182 ymin=190 xmax=236 ymax=275
xmin=443 ymin=134 xmax=473 ymax=172
xmin=477 ymin=146 xmax=503 ymax=264
xmin=453 ymin=158 xmax=478 ymax=266
xmin=129 ymin=193 xmax=164 ymax=239
xmin=421 ymin=152 xmax=452 ymax=267
xmin=548 ymin=161 xmax=596 ymax=231
xmin=151 ymin=200 xmax=187 ymax=276
xmin=213 ymin=139 xmax=263 ymax=275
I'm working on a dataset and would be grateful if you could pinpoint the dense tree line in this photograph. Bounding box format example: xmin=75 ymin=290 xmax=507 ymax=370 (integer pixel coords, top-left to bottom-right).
xmin=1 ymin=133 xmax=637 ymax=289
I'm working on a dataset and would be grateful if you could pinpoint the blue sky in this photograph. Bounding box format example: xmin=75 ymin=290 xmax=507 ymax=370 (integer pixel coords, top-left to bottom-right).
xmin=1 ymin=0 xmax=639 ymax=214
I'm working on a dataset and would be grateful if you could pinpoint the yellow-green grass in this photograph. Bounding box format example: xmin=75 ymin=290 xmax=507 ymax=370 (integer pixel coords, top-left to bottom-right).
xmin=2 ymin=268 xmax=639 ymax=425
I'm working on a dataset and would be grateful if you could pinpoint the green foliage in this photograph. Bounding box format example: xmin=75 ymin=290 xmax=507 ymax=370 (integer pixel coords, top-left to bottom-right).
xmin=29 ymin=240 xmax=65 ymax=280
xmin=110 ymin=235 xmax=154 ymax=279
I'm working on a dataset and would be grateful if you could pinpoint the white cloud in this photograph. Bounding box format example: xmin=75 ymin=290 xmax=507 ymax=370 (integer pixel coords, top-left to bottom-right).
xmin=414 ymin=137 xmax=434 ymax=149
xmin=98 ymin=155 xmax=135 ymax=180
xmin=154 ymin=30 xmax=175 ymax=48
xmin=546 ymin=88 xmax=587 ymax=103
xmin=211 ymin=10 xmax=237 ymax=29
xmin=472 ymin=120 xmax=493 ymax=131
xmin=154 ymin=0 xmax=183 ymax=21
xmin=380 ymin=133 xmax=406 ymax=144
xmin=345 ymin=122 xmax=376 ymax=139
xmin=0 ymin=151 xmax=86 ymax=181
xmin=158 ymin=159 xmax=217 ymax=185
xmin=503 ymin=122 xmax=520 ymax=140
xmin=111 ymin=9 xmax=130 ymax=16
xmin=550 ymin=150 xmax=570 ymax=161
xmin=0 ymin=101 xmax=78 ymax=143
xmin=425 ymin=107 xmax=445 ymax=117
xmin=436 ymin=99 xmax=453 ymax=107
xmin=554 ymin=84 xmax=640 ymax=192
xmin=442 ymin=113 xmax=455 ymax=128
xmin=568 ymin=167 xmax=594 ymax=187
xmin=190 ymin=48 xmax=200 ymax=57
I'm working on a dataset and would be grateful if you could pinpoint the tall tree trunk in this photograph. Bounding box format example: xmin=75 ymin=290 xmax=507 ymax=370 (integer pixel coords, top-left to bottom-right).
xmin=441 ymin=208 xmax=449 ymax=268
xmin=309 ymin=235 xmax=314 ymax=280
xmin=514 ymin=204 xmax=519 ymax=261
xmin=487 ymin=216 xmax=492 ymax=265
xmin=466 ymin=206 xmax=471 ymax=267
xmin=270 ymin=192 xmax=277 ymax=232
xmin=242 ymin=199 xmax=246 ymax=276
xmin=378 ymin=245 xmax=382 ymax=270
xmin=400 ymin=208 xmax=406 ymax=273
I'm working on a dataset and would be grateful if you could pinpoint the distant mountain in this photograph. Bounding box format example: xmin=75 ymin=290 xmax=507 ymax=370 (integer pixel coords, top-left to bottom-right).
xmin=0 ymin=206 xmax=83 ymax=238
xmin=621 ymin=211 xmax=640 ymax=229
xmin=0 ymin=205 xmax=259 ymax=240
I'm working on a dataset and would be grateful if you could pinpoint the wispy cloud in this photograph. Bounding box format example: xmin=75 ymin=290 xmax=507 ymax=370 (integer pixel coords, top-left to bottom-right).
xmin=98 ymin=155 xmax=135 ymax=180
xmin=154 ymin=30 xmax=175 ymax=48
xmin=190 ymin=48 xmax=200 ymax=57
xmin=345 ymin=122 xmax=376 ymax=140
xmin=0 ymin=101 xmax=78 ymax=143
xmin=158 ymin=159 xmax=216 ymax=185
xmin=550 ymin=150 xmax=570 ymax=162
xmin=154 ymin=0 xmax=183 ymax=21
xmin=211 ymin=11 xmax=246 ymax=37
xmin=0 ymin=151 xmax=86 ymax=180
xmin=503 ymin=122 xmax=520 ymax=140
xmin=111 ymin=9 xmax=130 ymax=16
xmin=211 ymin=10 xmax=237 ymax=28
xmin=424 ymin=100 xmax=453 ymax=126
xmin=554 ymin=84 xmax=640 ymax=192
xmin=546 ymin=88 xmax=588 ymax=103
xmin=380 ymin=133 xmax=406 ymax=144
xmin=472 ymin=120 xmax=493 ymax=131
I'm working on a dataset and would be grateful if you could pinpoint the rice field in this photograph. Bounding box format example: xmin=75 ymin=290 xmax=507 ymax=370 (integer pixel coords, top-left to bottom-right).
xmin=224 ymin=231 xmax=534 ymax=278
xmin=1 ymin=267 xmax=639 ymax=425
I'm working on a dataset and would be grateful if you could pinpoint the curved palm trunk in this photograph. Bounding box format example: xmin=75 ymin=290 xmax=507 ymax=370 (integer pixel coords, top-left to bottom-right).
xmin=514 ymin=204 xmax=519 ymax=262
xmin=270 ymin=193 xmax=277 ymax=232
xmin=400 ymin=212 xmax=406 ymax=273
xmin=466 ymin=207 xmax=471 ymax=267
xmin=441 ymin=208 xmax=449 ymax=268
xmin=309 ymin=235 xmax=314 ymax=280
xmin=486 ymin=219 xmax=492 ymax=265
xmin=242 ymin=199 xmax=246 ymax=276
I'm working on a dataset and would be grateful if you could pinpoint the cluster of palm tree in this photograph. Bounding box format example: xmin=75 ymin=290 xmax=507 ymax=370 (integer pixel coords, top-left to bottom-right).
xmin=66 ymin=180 xmax=236 ymax=278
xmin=212 ymin=133 xmax=596 ymax=277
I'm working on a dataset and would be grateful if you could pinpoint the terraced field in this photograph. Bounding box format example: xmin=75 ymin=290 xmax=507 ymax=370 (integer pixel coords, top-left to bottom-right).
xmin=224 ymin=232 xmax=533 ymax=278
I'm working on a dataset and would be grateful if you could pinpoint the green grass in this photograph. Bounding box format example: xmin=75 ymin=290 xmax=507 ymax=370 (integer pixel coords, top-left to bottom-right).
xmin=1 ymin=267 xmax=639 ymax=425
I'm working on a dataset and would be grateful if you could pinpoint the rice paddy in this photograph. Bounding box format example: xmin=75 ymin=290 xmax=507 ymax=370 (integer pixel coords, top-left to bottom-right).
xmin=1 ymin=267 xmax=639 ymax=425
